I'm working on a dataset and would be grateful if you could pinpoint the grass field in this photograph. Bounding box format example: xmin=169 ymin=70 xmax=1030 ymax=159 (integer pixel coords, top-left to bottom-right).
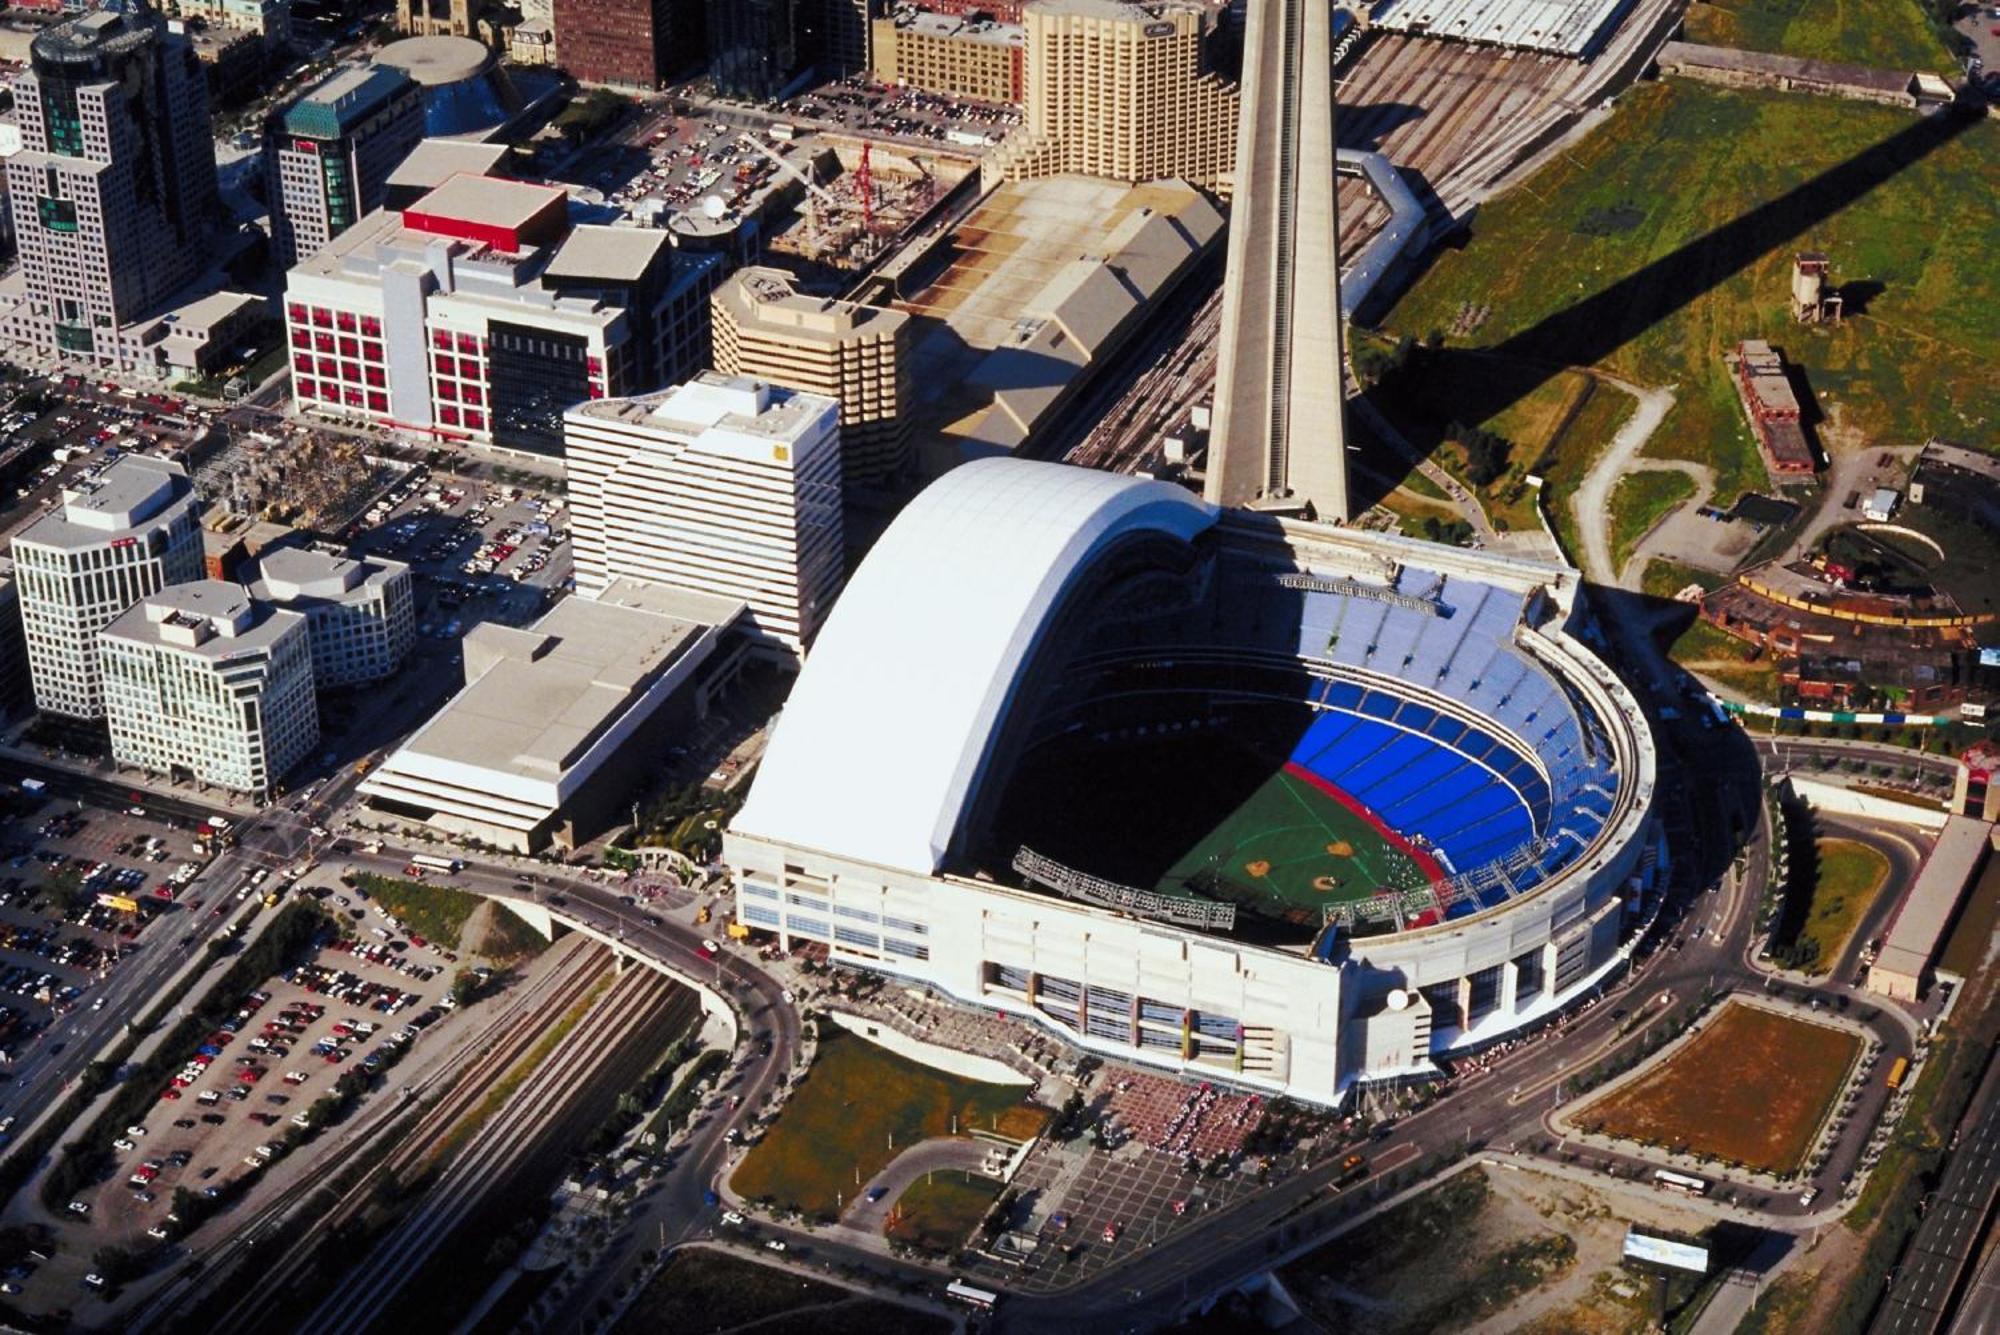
xmin=1667 ymin=617 xmax=1782 ymax=702
xmin=613 ymin=1248 xmax=947 ymax=1335
xmin=1281 ymin=1169 xmax=1581 ymax=1335
xmin=1162 ymin=765 xmax=1437 ymax=922
xmin=1379 ymin=82 xmax=2000 ymax=510
xmin=1684 ymin=0 xmax=1960 ymax=76
xmin=1370 ymin=360 xmax=1635 ymax=556
xmin=1642 ymin=558 xmax=1729 ymax=600
xmin=1610 ymin=471 xmax=1699 ymax=574
xmin=353 ymin=872 xmax=479 ymax=949
xmin=1798 ymin=839 xmax=1892 ymax=975
xmin=1937 ymin=860 xmax=2000 ymax=979
xmin=731 ymin=1031 xmax=1043 ymax=1221
xmin=885 ymin=1170 xmax=1003 ymax=1254
xmin=1577 ymin=1000 xmax=1860 ymax=1174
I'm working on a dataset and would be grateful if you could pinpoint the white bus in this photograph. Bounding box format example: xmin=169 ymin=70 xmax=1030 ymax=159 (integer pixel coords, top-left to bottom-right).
xmin=410 ymin=854 xmax=464 ymax=875
xmin=1654 ymin=1169 xmax=1709 ymax=1196
xmin=944 ymin=1280 xmax=998 ymax=1310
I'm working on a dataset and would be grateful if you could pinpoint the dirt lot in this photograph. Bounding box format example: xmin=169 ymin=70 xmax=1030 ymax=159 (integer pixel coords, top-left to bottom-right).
xmin=1576 ymin=1000 xmax=1860 ymax=1175
xmin=1282 ymin=1165 xmax=1717 ymax=1335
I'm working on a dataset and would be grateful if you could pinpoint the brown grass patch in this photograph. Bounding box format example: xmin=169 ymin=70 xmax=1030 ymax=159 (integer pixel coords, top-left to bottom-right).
xmin=1576 ymin=1001 xmax=1858 ymax=1175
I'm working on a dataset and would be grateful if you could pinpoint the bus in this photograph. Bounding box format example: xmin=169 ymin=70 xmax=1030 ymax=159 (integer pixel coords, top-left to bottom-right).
xmin=944 ymin=1280 xmax=998 ymax=1311
xmin=410 ymin=854 xmax=464 ymax=875
xmin=1886 ymin=1056 xmax=1909 ymax=1090
xmin=1654 ymin=1169 xmax=1709 ymax=1196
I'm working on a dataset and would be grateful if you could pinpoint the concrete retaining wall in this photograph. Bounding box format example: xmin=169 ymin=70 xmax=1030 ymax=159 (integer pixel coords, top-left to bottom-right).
xmin=1792 ymin=777 xmax=1952 ymax=830
xmin=828 ymin=1009 xmax=1031 ymax=1086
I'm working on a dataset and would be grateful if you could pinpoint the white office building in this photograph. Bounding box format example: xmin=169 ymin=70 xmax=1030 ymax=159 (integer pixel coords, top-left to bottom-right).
xmin=99 ymin=581 xmax=319 ymax=797
xmin=10 ymin=456 xmax=204 ymax=719
xmin=563 ymin=373 xmax=844 ymax=661
xmin=248 ymin=546 xmax=415 ymax=688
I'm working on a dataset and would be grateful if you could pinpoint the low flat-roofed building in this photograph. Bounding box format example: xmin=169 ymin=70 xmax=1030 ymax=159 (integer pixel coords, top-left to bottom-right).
xmin=356 ymin=578 xmax=747 ymax=851
xmin=99 ymin=581 xmax=319 ymax=797
xmin=899 ymin=176 xmax=1223 ymax=471
xmin=1867 ymin=815 xmax=1994 ymax=1001
xmin=382 ymin=139 xmax=512 ymax=210
xmin=248 ymin=545 xmax=416 ymax=688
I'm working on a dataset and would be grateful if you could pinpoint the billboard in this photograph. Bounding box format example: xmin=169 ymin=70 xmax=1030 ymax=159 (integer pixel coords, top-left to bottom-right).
xmin=1623 ymin=1230 xmax=1709 ymax=1275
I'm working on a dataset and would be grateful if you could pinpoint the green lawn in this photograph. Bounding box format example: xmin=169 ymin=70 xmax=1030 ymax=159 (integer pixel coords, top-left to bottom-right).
xmin=1684 ymin=0 xmax=1960 ymax=76
xmin=885 ymin=1170 xmax=1003 ymax=1254
xmin=353 ymin=872 xmax=480 ymax=949
xmin=731 ymin=1031 xmax=1041 ymax=1221
xmin=1380 ymin=83 xmax=2000 ymax=510
xmin=1799 ymin=838 xmax=1892 ymax=974
xmin=1610 ymin=470 xmax=1699 ymax=574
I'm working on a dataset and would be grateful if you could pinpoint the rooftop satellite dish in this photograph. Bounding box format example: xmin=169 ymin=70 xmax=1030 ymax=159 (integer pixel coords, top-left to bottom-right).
xmin=701 ymin=194 xmax=727 ymax=220
xmin=1386 ymin=988 xmax=1410 ymax=1011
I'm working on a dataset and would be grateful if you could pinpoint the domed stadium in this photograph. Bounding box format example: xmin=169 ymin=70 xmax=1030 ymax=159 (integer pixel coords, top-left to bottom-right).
xmin=727 ymin=459 xmax=1660 ymax=1105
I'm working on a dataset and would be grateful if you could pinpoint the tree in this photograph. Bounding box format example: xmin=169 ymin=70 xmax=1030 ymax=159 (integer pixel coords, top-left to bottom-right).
xmin=450 ymin=969 xmax=483 ymax=1007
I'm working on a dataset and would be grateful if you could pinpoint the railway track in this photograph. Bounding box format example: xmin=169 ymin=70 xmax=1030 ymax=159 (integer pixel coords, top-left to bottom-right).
xmin=300 ymin=967 xmax=689 ymax=1335
xmin=137 ymin=938 xmax=616 ymax=1335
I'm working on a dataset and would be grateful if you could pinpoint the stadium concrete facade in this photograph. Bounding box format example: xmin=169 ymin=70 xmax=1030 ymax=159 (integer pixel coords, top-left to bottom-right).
xmin=725 ymin=460 xmax=1660 ymax=1105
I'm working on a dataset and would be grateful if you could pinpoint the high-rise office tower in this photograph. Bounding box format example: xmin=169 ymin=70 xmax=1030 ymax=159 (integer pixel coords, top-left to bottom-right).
xmin=3 ymin=2 xmax=219 ymax=368
xmin=712 ymin=267 xmax=911 ymax=488
xmin=563 ymin=373 xmax=844 ymax=661
xmin=554 ymin=0 xmax=706 ymax=88
xmin=1206 ymin=0 xmax=1349 ymax=521
xmin=706 ymin=0 xmax=799 ymax=101
xmin=265 ymin=64 xmax=426 ymax=268
xmin=10 ymin=456 xmax=204 ymax=720
xmin=99 ymin=582 xmax=319 ymax=798
xmin=996 ymin=0 xmax=1238 ymax=190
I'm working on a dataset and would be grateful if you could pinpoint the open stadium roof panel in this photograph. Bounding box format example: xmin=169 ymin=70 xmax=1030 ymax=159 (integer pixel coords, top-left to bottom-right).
xmin=1369 ymin=0 xmax=1636 ymax=57
xmin=733 ymin=460 xmax=1219 ymax=876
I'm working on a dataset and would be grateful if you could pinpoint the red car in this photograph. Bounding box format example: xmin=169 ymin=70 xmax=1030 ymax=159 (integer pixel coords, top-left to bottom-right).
xmin=160 ymin=1089 xmax=181 ymax=1102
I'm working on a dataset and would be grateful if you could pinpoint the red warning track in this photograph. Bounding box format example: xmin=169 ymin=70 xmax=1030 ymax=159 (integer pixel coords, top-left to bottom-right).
xmin=1282 ymin=762 xmax=1449 ymax=886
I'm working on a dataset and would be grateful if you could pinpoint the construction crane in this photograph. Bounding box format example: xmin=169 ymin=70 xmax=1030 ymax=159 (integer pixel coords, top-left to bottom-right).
xmin=731 ymin=132 xmax=843 ymax=234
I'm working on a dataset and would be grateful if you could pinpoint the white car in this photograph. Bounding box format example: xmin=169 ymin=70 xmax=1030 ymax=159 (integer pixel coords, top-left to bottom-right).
xmin=126 ymin=1125 xmax=147 ymax=1137
xmin=765 ymin=1239 xmax=787 ymax=1252
xmin=67 ymin=1200 xmax=90 ymax=1216
xmin=721 ymin=1210 xmax=744 ymax=1226
xmin=112 ymin=1138 xmax=135 ymax=1152
xmin=147 ymin=1225 xmax=170 ymax=1240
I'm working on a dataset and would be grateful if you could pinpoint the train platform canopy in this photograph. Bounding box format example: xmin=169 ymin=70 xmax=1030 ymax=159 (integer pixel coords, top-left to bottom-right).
xmin=1370 ymin=0 xmax=1635 ymax=57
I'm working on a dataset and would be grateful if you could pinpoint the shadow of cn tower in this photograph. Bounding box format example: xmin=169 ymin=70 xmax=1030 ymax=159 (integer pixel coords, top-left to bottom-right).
xmin=1349 ymin=103 xmax=1983 ymax=514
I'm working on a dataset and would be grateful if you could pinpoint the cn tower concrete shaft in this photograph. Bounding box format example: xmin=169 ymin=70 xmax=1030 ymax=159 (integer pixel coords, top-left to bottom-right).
xmin=1206 ymin=0 xmax=1350 ymax=521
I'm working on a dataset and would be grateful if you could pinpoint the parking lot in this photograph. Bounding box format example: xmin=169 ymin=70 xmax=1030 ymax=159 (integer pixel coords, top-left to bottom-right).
xmin=61 ymin=932 xmax=447 ymax=1250
xmin=0 ymin=796 xmax=220 ymax=1093
xmin=778 ymin=76 xmax=1020 ymax=148
xmin=344 ymin=464 xmax=569 ymax=656
xmin=1 ymin=378 xmax=216 ymax=524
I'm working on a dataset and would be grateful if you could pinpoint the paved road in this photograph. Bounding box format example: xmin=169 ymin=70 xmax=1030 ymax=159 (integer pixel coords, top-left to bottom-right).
xmin=1876 ymin=1040 xmax=2000 ymax=1335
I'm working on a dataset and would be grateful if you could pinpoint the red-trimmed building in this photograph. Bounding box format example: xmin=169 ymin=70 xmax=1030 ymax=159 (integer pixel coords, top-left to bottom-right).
xmin=280 ymin=174 xmax=721 ymax=457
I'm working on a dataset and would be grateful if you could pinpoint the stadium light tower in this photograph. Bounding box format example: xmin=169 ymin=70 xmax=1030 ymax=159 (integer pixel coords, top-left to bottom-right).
xmin=1206 ymin=0 xmax=1350 ymax=522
